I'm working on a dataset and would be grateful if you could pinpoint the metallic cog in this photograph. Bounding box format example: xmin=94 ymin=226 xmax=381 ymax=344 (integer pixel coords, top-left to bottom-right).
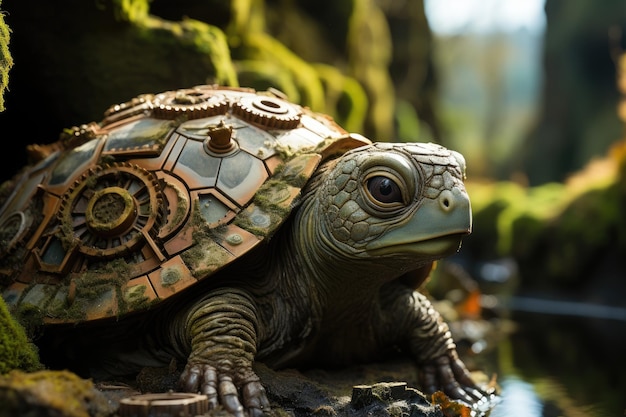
xmin=152 ymin=88 xmax=229 ymax=120
xmin=101 ymin=94 xmax=153 ymax=127
xmin=57 ymin=162 xmax=165 ymax=259
xmin=232 ymin=95 xmax=301 ymax=129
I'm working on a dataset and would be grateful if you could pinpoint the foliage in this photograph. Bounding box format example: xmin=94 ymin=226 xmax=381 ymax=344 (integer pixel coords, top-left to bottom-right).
xmin=0 ymin=297 xmax=42 ymax=374
xmin=465 ymin=141 xmax=626 ymax=288
xmin=0 ymin=370 xmax=114 ymax=417
xmin=0 ymin=1 xmax=12 ymax=112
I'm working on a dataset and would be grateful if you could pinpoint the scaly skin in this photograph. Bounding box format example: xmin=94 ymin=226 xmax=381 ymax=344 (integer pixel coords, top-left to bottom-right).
xmin=179 ymin=289 xmax=268 ymax=417
xmin=177 ymin=143 xmax=484 ymax=415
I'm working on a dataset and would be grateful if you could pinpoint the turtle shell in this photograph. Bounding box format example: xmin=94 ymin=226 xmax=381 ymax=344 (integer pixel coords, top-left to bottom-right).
xmin=0 ymin=85 xmax=370 ymax=323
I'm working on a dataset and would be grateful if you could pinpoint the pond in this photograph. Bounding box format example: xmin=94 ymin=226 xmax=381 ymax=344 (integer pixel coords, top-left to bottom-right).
xmin=477 ymin=298 xmax=626 ymax=417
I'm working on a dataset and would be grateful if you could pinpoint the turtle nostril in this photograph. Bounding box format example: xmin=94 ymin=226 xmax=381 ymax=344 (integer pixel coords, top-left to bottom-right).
xmin=439 ymin=190 xmax=454 ymax=212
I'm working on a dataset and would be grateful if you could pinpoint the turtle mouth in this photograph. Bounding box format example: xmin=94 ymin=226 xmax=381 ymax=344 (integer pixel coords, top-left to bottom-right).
xmin=366 ymin=231 xmax=468 ymax=257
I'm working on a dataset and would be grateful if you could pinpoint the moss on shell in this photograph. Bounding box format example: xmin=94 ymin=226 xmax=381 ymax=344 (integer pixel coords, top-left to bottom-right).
xmin=180 ymin=202 xmax=233 ymax=278
xmin=181 ymin=235 xmax=233 ymax=278
xmin=45 ymin=259 xmax=134 ymax=321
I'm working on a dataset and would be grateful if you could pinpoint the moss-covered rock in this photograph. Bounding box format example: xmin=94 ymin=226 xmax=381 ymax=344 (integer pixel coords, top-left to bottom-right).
xmin=465 ymin=140 xmax=626 ymax=290
xmin=0 ymin=1 xmax=11 ymax=112
xmin=0 ymin=370 xmax=114 ymax=417
xmin=0 ymin=297 xmax=42 ymax=374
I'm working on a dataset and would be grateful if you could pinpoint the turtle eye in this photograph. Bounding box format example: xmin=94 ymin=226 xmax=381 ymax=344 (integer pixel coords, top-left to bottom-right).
xmin=367 ymin=176 xmax=404 ymax=205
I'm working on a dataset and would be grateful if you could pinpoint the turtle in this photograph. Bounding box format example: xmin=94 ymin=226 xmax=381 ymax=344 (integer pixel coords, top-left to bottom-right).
xmin=0 ymin=85 xmax=484 ymax=416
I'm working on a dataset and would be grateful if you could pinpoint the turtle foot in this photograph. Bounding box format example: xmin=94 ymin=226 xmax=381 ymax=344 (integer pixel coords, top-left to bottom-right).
xmin=419 ymin=350 xmax=488 ymax=405
xmin=179 ymin=363 xmax=270 ymax=417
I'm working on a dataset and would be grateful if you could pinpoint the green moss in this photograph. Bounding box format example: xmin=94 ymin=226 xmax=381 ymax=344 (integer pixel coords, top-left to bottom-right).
xmin=170 ymin=185 xmax=189 ymax=228
xmin=46 ymin=259 xmax=134 ymax=321
xmin=179 ymin=203 xmax=233 ymax=277
xmin=233 ymin=179 xmax=295 ymax=238
xmin=233 ymin=153 xmax=326 ymax=237
xmin=57 ymin=218 xmax=78 ymax=252
xmin=123 ymin=283 xmax=150 ymax=310
xmin=466 ymin=180 xmax=567 ymax=258
xmin=314 ymin=63 xmax=368 ymax=134
xmin=0 ymin=370 xmax=114 ymax=417
xmin=466 ymin=147 xmax=626 ymax=287
xmin=537 ymin=184 xmax=621 ymax=283
xmin=112 ymin=0 xmax=150 ymax=23
xmin=181 ymin=235 xmax=233 ymax=278
xmin=187 ymin=200 xmax=228 ymax=238
xmin=175 ymin=17 xmax=238 ymax=87
xmin=12 ymin=1 xmax=238 ymax=128
xmin=235 ymin=31 xmax=325 ymax=111
xmin=233 ymin=209 xmax=281 ymax=238
xmin=251 ymin=180 xmax=293 ymax=218
xmin=0 ymin=3 xmax=12 ymax=112
xmin=272 ymin=142 xmax=308 ymax=161
xmin=0 ymin=297 xmax=42 ymax=374
xmin=235 ymin=60 xmax=300 ymax=102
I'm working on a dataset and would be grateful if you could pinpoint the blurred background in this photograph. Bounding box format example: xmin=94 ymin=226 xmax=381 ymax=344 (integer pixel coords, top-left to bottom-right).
xmin=0 ymin=0 xmax=624 ymax=416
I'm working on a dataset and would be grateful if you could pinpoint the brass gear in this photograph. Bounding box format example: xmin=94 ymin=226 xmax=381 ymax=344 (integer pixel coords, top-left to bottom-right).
xmin=57 ymin=162 xmax=165 ymax=259
xmin=152 ymin=88 xmax=229 ymax=120
xmin=101 ymin=94 xmax=153 ymax=127
xmin=232 ymin=95 xmax=301 ymax=129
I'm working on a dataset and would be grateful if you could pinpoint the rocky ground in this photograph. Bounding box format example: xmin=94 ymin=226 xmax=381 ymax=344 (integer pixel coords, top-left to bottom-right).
xmin=0 ymin=355 xmax=499 ymax=417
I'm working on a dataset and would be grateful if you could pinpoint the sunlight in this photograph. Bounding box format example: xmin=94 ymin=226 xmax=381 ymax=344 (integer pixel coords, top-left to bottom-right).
xmin=425 ymin=0 xmax=546 ymax=34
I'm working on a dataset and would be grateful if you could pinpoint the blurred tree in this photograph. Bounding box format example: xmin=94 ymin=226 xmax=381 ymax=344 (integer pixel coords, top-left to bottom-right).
xmin=518 ymin=0 xmax=626 ymax=185
xmin=377 ymin=0 xmax=440 ymax=143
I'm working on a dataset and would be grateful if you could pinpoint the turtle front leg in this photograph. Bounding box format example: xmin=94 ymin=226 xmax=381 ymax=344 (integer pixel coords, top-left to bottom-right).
xmin=380 ymin=285 xmax=485 ymax=404
xmin=177 ymin=288 xmax=270 ymax=417
xmin=406 ymin=290 xmax=486 ymax=404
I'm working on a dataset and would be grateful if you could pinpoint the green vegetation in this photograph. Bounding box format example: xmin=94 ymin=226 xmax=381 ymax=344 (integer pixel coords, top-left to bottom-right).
xmin=465 ymin=142 xmax=626 ymax=288
xmin=0 ymin=370 xmax=114 ymax=417
xmin=0 ymin=1 xmax=11 ymax=112
xmin=0 ymin=297 xmax=42 ymax=374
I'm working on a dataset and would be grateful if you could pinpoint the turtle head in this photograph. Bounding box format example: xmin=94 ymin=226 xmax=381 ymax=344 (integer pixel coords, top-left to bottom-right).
xmin=314 ymin=142 xmax=471 ymax=269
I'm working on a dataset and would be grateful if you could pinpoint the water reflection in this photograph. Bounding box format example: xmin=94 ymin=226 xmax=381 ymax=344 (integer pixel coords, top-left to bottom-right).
xmin=480 ymin=312 xmax=626 ymax=417
xmin=490 ymin=377 xmax=542 ymax=417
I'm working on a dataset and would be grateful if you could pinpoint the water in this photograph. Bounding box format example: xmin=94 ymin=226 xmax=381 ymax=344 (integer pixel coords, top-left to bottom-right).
xmin=479 ymin=306 xmax=626 ymax=417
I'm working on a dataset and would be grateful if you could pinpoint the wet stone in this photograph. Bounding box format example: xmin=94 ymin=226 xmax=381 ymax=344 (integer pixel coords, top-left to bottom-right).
xmin=350 ymin=382 xmax=439 ymax=416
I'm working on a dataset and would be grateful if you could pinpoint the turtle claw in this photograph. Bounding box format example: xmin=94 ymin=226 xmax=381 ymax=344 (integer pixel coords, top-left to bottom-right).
xmin=242 ymin=380 xmax=271 ymax=417
xmin=419 ymin=350 xmax=487 ymax=405
xmin=179 ymin=363 xmax=270 ymax=417
xmin=218 ymin=376 xmax=245 ymax=417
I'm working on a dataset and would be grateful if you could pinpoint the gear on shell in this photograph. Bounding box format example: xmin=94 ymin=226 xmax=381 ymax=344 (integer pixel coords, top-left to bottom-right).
xmin=57 ymin=162 xmax=164 ymax=259
xmin=232 ymin=95 xmax=301 ymax=129
xmin=152 ymin=88 xmax=229 ymax=120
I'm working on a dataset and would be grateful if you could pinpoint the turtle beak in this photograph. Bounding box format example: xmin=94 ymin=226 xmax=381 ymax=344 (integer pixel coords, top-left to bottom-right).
xmin=366 ymin=186 xmax=472 ymax=257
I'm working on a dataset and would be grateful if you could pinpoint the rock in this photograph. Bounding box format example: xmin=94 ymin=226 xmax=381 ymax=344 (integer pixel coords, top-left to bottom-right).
xmin=0 ymin=370 xmax=115 ymax=417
